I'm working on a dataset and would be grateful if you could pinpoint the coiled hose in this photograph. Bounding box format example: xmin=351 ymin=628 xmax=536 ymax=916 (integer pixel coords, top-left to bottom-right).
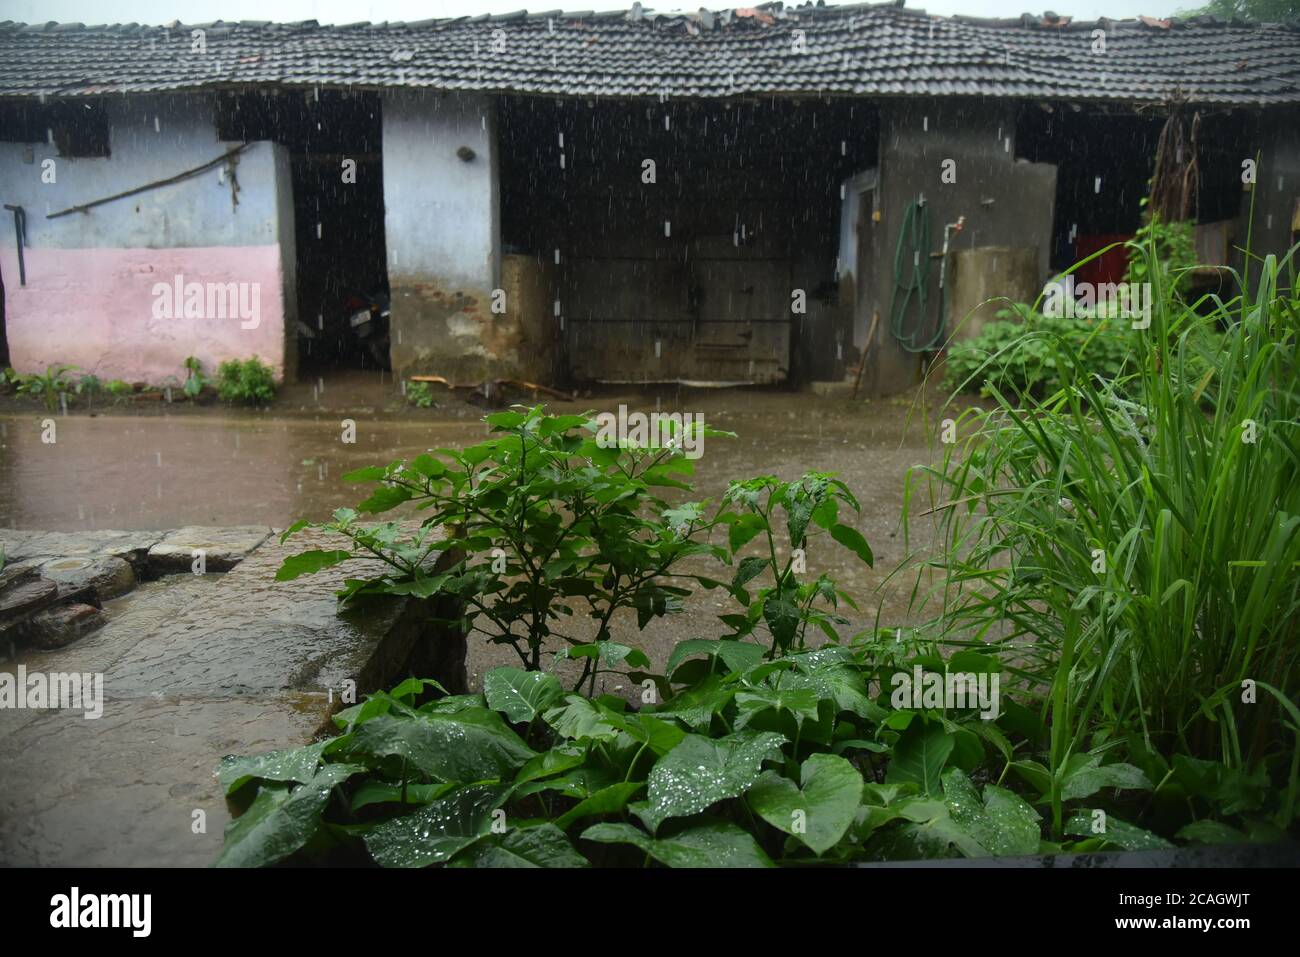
xmin=889 ymin=198 xmax=948 ymax=353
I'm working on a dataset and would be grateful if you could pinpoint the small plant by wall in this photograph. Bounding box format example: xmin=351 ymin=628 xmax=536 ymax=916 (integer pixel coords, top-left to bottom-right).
xmin=216 ymin=356 xmax=276 ymax=405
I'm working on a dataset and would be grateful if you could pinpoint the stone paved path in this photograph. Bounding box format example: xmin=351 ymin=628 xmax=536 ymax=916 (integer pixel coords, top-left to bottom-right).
xmin=0 ymin=527 xmax=460 ymax=866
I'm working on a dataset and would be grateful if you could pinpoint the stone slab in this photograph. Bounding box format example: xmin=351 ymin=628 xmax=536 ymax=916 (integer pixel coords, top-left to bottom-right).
xmin=39 ymin=555 xmax=136 ymax=601
xmin=0 ymin=529 xmax=162 ymax=564
xmin=25 ymin=602 xmax=106 ymax=650
xmin=146 ymin=525 xmax=273 ymax=573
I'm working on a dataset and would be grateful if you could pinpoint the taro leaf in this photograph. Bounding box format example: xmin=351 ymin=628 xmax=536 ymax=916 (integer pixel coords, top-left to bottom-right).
xmin=636 ymin=731 xmax=785 ymax=833
xmin=448 ymin=823 xmax=588 ymax=868
xmin=364 ymin=785 xmax=508 ymax=867
xmin=512 ymin=766 xmax=618 ymax=802
xmin=886 ymin=719 xmax=954 ymax=795
xmin=789 ymin=648 xmax=876 ymax=718
xmin=512 ymin=748 xmax=586 ymax=788
xmin=828 ymin=523 xmax=874 ymax=566
xmin=666 ymin=639 xmax=765 ymax=677
xmin=746 ymin=754 xmax=864 ymax=855
xmin=941 ymin=768 xmax=1040 ymax=857
xmin=582 ymin=821 xmax=774 ymax=868
xmin=734 ymin=687 xmax=821 ymax=729
xmin=483 ymin=667 xmax=564 ymax=723
xmin=1064 ymin=811 xmax=1173 ymax=850
xmin=557 ymin=642 xmax=650 ymax=669
xmin=343 ymin=710 xmax=535 ymax=783
xmin=652 ymin=674 xmax=738 ymax=731
xmin=554 ymin=782 xmax=645 ymax=829
xmin=617 ymin=713 xmax=685 ymax=757
xmin=389 ymin=677 xmax=449 ymax=702
xmin=274 ymin=550 xmax=352 ymax=582
xmin=216 ymin=764 xmax=359 ymax=868
xmin=1060 ymin=754 xmax=1153 ymax=802
xmin=218 ymin=742 xmax=325 ymax=795
xmin=543 ymin=696 xmax=623 ymax=742
xmin=350 ymin=780 xmax=457 ymax=812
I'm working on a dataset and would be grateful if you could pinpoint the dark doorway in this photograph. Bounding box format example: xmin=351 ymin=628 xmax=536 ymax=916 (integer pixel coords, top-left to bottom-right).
xmin=218 ymin=90 xmax=389 ymax=375
xmin=498 ymin=96 xmax=877 ymax=387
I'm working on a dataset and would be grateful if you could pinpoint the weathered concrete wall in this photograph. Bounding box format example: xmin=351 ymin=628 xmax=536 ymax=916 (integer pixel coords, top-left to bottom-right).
xmin=500 ymin=252 xmax=561 ymax=384
xmin=0 ymin=93 xmax=295 ymax=383
xmin=383 ymin=92 xmax=503 ymax=381
xmin=948 ymin=246 xmax=1041 ymax=341
xmin=862 ymin=100 xmax=1057 ymax=394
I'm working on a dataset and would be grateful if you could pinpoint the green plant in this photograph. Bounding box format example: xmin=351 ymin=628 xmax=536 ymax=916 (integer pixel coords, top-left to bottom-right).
xmin=405 ymin=380 xmax=434 ymax=408
xmin=715 ymin=474 xmax=872 ymax=657
xmin=944 ymin=306 xmax=1135 ymax=398
xmin=277 ymin=406 xmax=736 ymax=674
xmin=216 ymin=356 xmax=276 ymax=405
xmin=0 ymin=367 xmax=20 ymax=394
xmin=16 ymin=364 xmax=78 ymax=413
xmin=1129 ymin=210 xmax=1197 ymax=297
xmin=182 ymin=356 xmax=208 ymax=400
xmin=905 ymin=241 xmax=1300 ymax=838
xmin=215 ymin=635 xmax=1198 ymax=867
xmin=105 ymin=379 xmax=134 ymax=399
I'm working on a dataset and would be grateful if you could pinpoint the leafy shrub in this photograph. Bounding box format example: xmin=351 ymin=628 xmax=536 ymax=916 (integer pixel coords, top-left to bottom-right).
xmin=909 ymin=242 xmax=1300 ymax=838
xmin=405 ymin=380 xmax=434 ymax=408
xmin=16 ymin=364 xmax=78 ymax=412
xmin=944 ymin=306 xmax=1134 ymax=397
xmin=218 ymin=630 xmax=1235 ymax=868
xmin=277 ymin=408 xmax=876 ymax=678
xmin=216 ymin=356 xmax=276 ymax=405
xmin=105 ymin=379 xmax=134 ymax=398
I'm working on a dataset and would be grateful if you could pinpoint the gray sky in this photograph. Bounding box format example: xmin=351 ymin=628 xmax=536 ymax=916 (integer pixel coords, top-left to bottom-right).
xmin=2 ymin=0 xmax=1183 ymax=27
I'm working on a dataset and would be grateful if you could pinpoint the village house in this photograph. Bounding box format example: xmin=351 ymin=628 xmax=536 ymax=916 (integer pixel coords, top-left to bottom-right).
xmin=0 ymin=3 xmax=1297 ymax=394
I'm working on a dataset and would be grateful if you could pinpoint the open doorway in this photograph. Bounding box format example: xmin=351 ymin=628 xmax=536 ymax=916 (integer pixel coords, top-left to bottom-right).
xmin=218 ymin=90 xmax=389 ymax=377
xmin=498 ymin=96 xmax=876 ymax=387
xmin=1016 ymin=104 xmax=1254 ymax=286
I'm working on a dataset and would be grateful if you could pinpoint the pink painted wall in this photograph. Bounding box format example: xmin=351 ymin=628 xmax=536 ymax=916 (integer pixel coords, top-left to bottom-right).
xmin=1 ymin=245 xmax=287 ymax=384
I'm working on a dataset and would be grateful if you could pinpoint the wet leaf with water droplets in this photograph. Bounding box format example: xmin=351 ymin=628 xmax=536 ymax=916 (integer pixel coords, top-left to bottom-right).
xmin=746 ymin=753 xmax=863 ymax=855
xmin=582 ymin=821 xmax=774 ymax=868
xmin=484 ymin=666 xmax=564 ymax=723
xmin=449 ymin=823 xmax=589 ymax=868
xmin=636 ymin=731 xmax=785 ymax=832
xmin=218 ymin=741 xmax=326 ymax=795
xmin=364 ymin=785 xmax=507 ymax=867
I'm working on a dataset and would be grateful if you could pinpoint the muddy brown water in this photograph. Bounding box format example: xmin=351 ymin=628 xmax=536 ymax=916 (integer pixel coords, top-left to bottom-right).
xmin=0 ymin=383 xmax=970 ymax=685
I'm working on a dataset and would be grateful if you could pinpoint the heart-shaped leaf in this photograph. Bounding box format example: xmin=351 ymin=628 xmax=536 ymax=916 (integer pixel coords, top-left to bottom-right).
xmin=746 ymin=753 xmax=864 ymax=854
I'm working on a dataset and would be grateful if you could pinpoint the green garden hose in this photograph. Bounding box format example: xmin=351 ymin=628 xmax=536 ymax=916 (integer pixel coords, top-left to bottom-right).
xmin=889 ymin=198 xmax=949 ymax=353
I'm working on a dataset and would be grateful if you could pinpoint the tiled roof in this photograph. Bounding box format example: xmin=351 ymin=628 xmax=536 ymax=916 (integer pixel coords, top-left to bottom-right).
xmin=1 ymin=3 xmax=1298 ymax=106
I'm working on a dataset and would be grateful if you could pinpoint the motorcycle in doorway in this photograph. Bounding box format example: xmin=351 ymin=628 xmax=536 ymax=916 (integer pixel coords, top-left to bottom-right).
xmin=343 ymin=289 xmax=391 ymax=370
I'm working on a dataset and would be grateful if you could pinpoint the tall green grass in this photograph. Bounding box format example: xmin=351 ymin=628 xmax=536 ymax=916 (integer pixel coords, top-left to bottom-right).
xmin=905 ymin=242 xmax=1300 ymax=834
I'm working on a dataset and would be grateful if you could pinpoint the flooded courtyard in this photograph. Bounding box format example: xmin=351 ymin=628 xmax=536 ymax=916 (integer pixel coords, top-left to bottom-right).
xmin=0 ymin=382 xmax=964 ymax=864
